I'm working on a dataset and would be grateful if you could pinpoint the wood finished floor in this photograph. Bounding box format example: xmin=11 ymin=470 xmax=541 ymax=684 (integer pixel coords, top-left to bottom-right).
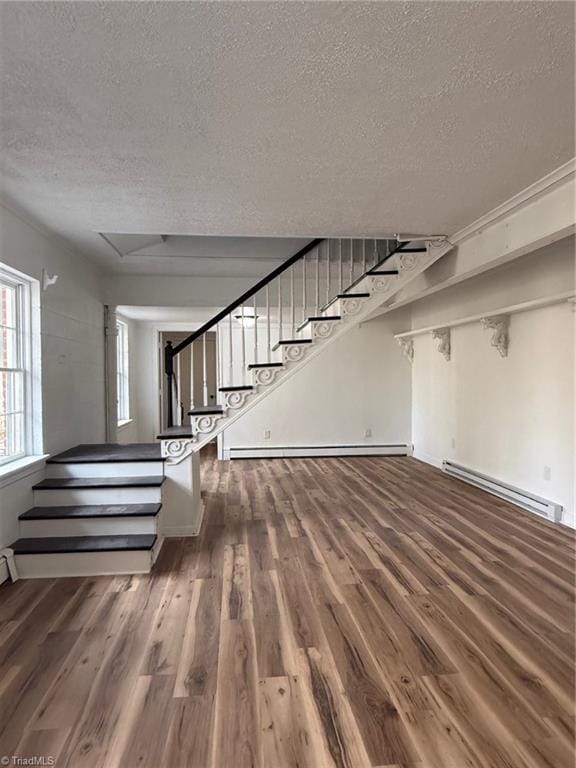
xmin=0 ymin=449 xmax=574 ymax=768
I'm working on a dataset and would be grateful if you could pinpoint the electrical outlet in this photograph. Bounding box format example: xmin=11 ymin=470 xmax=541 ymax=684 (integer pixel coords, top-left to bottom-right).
xmin=264 ymin=429 xmax=271 ymax=440
xmin=364 ymin=428 xmax=372 ymax=438
xmin=543 ymin=466 xmax=551 ymax=481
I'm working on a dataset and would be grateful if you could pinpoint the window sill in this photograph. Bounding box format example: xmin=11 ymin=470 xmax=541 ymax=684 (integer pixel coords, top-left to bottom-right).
xmin=117 ymin=419 xmax=134 ymax=430
xmin=0 ymin=454 xmax=49 ymax=488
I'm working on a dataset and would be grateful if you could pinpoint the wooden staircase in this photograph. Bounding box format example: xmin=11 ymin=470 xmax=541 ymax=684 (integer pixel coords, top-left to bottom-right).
xmin=159 ymin=236 xmax=450 ymax=454
xmin=10 ymin=443 xmax=165 ymax=577
xmin=7 ymin=236 xmax=451 ymax=578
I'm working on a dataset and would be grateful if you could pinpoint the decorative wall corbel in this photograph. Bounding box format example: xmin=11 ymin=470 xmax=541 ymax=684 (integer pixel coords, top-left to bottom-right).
xmin=161 ymin=438 xmax=197 ymax=464
xmin=481 ymin=314 xmax=510 ymax=357
xmin=397 ymin=337 xmax=414 ymax=363
xmin=432 ymin=328 xmax=451 ymax=361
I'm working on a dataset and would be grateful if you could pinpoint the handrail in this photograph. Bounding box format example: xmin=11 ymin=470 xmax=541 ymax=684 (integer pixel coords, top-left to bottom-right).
xmin=170 ymin=238 xmax=324 ymax=357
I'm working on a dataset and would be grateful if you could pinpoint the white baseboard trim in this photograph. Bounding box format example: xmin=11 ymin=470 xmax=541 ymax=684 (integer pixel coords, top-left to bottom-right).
xmin=412 ymin=449 xmax=444 ymax=469
xmin=225 ymin=443 xmax=411 ymax=460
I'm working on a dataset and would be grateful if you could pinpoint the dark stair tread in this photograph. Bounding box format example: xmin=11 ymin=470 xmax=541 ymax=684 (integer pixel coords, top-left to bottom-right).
xmin=248 ymin=362 xmax=284 ymax=369
xmin=398 ymin=246 xmax=427 ymax=252
xmin=188 ymin=406 xmax=223 ymax=415
xmin=33 ymin=476 xmax=165 ymax=490
xmin=297 ymin=315 xmax=341 ymax=331
xmin=157 ymin=426 xmax=194 ymax=440
xmin=320 ymin=292 xmax=370 ymax=312
xmin=11 ymin=534 xmax=157 ymax=555
xmin=20 ymin=504 xmax=162 ymax=520
xmin=218 ymin=386 xmax=254 ymax=392
xmin=272 ymin=339 xmax=313 ymax=351
xmin=367 ymin=269 xmax=400 ymax=275
xmin=47 ymin=443 xmax=162 ymax=464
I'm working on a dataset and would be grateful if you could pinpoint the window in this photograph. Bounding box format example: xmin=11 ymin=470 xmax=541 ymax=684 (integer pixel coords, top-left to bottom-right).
xmin=116 ymin=319 xmax=130 ymax=423
xmin=0 ymin=267 xmax=35 ymax=465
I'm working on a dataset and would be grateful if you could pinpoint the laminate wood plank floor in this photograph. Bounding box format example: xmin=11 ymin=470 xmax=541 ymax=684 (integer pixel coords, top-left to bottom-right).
xmin=0 ymin=447 xmax=574 ymax=767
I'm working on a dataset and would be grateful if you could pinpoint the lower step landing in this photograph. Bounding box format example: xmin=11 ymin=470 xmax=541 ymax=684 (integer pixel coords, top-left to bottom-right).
xmin=11 ymin=534 xmax=160 ymax=578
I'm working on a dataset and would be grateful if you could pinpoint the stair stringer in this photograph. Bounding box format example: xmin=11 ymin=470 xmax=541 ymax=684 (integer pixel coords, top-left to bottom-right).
xmin=163 ymin=240 xmax=452 ymax=453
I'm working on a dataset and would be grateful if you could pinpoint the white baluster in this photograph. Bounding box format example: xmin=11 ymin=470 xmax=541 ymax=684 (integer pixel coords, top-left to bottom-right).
xmin=339 ymin=238 xmax=343 ymax=292
xmin=315 ymin=246 xmax=320 ymax=313
xmin=241 ymin=306 xmax=246 ymax=384
xmin=217 ymin=324 xmax=222 ymax=399
xmin=349 ymin=239 xmax=353 ymax=286
xmin=302 ymin=255 xmax=307 ymax=326
xmin=278 ymin=275 xmax=283 ymax=342
xmin=228 ymin=312 xmax=233 ymax=386
xmin=202 ymin=333 xmax=208 ymax=406
xmin=291 ymin=265 xmax=295 ymax=337
xmin=326 ymin=240 xmax=331 ymax=305
xmin=253 ymin=294 xmax=258 ymax=364
xmin=362 ymin=239 xmax=366 ymax=274
xmin=266 ymin=285 xmax=271 ymax=363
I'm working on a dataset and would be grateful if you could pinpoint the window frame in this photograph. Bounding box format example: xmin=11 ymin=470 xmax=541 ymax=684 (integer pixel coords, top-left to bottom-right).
xmin=116 ymin=318 xmax=130 ymax=424
xmin=0 ymin=265 xmax=38 ymax=467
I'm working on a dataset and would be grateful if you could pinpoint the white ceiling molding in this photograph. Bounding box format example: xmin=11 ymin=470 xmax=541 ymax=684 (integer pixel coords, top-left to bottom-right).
xmin=371 ymin=161 xmax=576 ymax=318
xmin=448 ymin=158 xmax=576 ymax=247
xmin=481 ymin=315 xmax=510 ymax=358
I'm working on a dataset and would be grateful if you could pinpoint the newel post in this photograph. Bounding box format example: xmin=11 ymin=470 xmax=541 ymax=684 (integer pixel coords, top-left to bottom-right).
xmin=159 ymin=436 xmax=204 ymax=536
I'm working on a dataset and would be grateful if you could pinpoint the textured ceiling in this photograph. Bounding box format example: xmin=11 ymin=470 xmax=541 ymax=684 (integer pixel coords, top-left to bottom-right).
xmin=0 ymin=1 xmax=574 ymax=273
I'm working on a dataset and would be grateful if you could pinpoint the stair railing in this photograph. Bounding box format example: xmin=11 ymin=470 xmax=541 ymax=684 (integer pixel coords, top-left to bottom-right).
xmin=164 ymin=236 xmax=407 ymax=428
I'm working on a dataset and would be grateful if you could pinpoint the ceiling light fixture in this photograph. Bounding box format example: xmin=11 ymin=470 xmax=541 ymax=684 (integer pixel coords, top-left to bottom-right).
xmin=234 ymin=308 xmax=259 ymax=328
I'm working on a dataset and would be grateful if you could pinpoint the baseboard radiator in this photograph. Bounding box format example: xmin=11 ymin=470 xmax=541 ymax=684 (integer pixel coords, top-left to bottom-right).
xmin=442 ymin=460 xmax=563 ymax=523
xmin=226 ymin=443 xmax=411 ymax=460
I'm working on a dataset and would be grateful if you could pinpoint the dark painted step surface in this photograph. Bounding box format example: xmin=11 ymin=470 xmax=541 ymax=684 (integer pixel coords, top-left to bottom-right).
xmin=218 ymin=385 xmax=254 ymax=392
xmin=321 ymin=292 xmax=370 ymax=312
xmin=33 ymin=476 xmax=165 ymax=490
xmin=188 ymin=405 xmax=223 ymax=416
xmin=248 ymin=362 xmax=284 ymax=369
xmin=367 ymin=269 xmax=400 ymax=275
xmin=48 ymin=443 xmax=162 ymax=464
xmin=272 ymin=339 xmax=313 ymax=351
xmin=11 ymin=534 xmax=157 ymax=555
xmin=297 ymin=315 xmax=341 ymax=332
xmin=20 ymin=503 xmax=162 ymax=520
xmin=157 ymin=426 xmax=194 ymax=440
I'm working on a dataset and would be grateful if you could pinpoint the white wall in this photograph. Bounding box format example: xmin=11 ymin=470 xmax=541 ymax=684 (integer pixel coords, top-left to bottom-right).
xmin=222 ymin=312 xmax=412 ymax=452
xmin=0 ymin=203 xmax=106 ymax=548
xmin=105 ymin=275 xmax=257 ymax=308
xmin=409 ymin=237 xmax=575 ymax=527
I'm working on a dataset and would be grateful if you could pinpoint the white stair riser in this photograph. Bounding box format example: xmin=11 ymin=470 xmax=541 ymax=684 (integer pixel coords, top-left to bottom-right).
xmin=20 ymin=516 xmax=158 ymax=538
xmin=46 ymin=462 xmax=164 ymax=478
xmin=14 ymin=546 xmax=159 ymax=578
xmin=33 ymin=486 xmax=163 ymax=506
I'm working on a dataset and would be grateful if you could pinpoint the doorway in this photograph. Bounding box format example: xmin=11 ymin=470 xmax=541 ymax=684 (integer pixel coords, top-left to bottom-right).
xmin=159 ymin=330 xmax=217 ymax=429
